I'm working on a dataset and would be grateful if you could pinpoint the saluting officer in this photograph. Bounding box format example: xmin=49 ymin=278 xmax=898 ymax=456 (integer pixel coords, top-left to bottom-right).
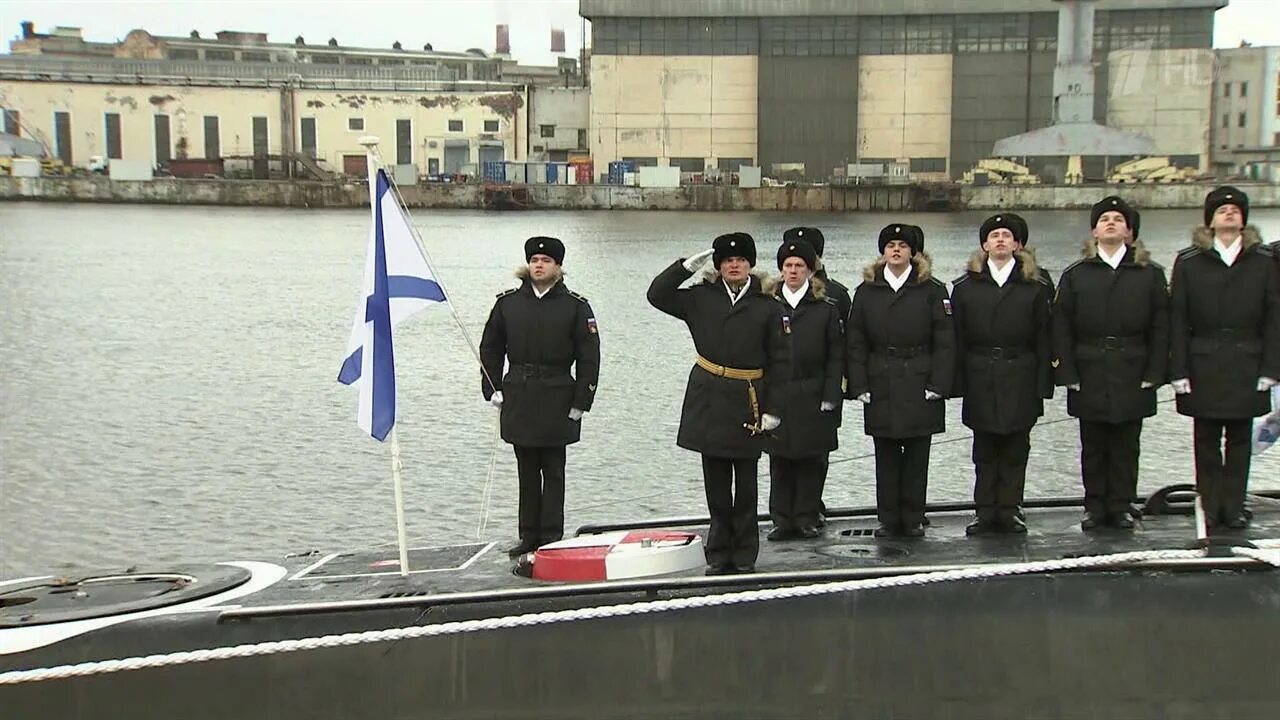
xmin=765 ymin=239 xmax=844 ymax=541
xmin=1053 ymin=197 xmax=1169 ymax=531
xmin=847 ymin=224 xmax=955 ymax=538
xmin=480 ymin=237 xmax=601 ymax=556
xmin=951 ymin=213 xmax=1053 ymax=535
xmin=648 ymin=232 xmax=788 ymax=575
xmin=1170 ymin=186 xmax=1280 ymax=530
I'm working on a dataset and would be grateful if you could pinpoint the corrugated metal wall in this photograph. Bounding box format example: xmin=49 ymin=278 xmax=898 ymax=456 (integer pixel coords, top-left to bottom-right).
xmin=948 ymin=52 xmax=1054 ymax=179
xmin=757 ymin=56 xmax=859 ymax=181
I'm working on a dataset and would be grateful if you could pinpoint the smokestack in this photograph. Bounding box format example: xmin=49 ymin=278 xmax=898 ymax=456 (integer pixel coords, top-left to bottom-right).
xmin=21 ymin=21 xmax=34 ymax=39
xmin=551 ymin=28 xmax=565 ymax=54
xmin=496 ymin=24 xmax=510 ymax=55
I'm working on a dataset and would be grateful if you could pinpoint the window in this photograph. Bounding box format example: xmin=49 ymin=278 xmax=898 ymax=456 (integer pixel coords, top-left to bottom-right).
xmin=345 ymin=56 xmax=373 ymax=65
xmin=154 ymin=114 xmax=171 ymax=165
xmin=1222 ymin=113 xmax=1230 ymax=128
xmin=592 ymin=17 xmax=758 ymax=56
xmin=622 ymin=156 xmax=658 ymax=167
xmin=1240 ymin=82 xmax=1247 ymax=98
xmin=204 ymin=116 xmax=221 ymax=159
xmin=348 ymin=117 xmax=364 ymax=131
xmin=310 ymin=54 xmax=340 ymax=64
xmin=540 ymin=124 xmax=556 ymax=138
xmin=1223 ymin=82 xmax=1231 ymax=98
xmin=448 ymin=119 xmax=463 ymax=132
xmin=3 ymin=108 xmax=19 ymax=135
xmin=252 ymin=116 xmax=268 ymax=158
xmin=300 ymin=117 xmax=316 ymax=158
xmin=205 ymin=49 xmax=234 ymax=62
xmin=670 ymin=157 xmax=705 ymax=173
xmin=241 ymin=51 xmax=270 ymax=62
xmin=168 ymin=48 xmax=198 ymax=60
xmin=104 ymin=113 xmax=122 ymax=159
xmin=396 ymin=119 xmax=412 ymax=165
xmin=1239 ymin=112 xmax=1247 ymax=128
xmin=54 ymin=111 xmax=71 ymax=165
xmin=483 ymin=119 xmax=499 ymax=133
xmin=1274 ymin=132 xmax=1280 ymax=147
xmin=577 ymin=128 xmax=587 ymax=149
xmin=909 ymin=157 xmax=946 ymax=173
xmin=717 ymin=157 xmax=753 ymax=172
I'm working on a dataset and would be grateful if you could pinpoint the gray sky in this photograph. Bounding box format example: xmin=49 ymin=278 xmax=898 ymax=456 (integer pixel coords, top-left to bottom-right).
xmin=2 ymin=0 xmax=1278 ymax=64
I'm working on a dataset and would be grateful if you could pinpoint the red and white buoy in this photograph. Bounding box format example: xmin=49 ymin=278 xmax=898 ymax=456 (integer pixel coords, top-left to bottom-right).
xmin=530 ymin=530 xmax=704 ymax=582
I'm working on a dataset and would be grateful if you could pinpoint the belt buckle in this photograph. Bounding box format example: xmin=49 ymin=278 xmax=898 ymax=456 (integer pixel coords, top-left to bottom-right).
xmin=1101 ymin=336 xmax=1121 ymax=350
xmin=990 ymin=347 xmax=1005 ymax=360
xmin=886 ymin=346 xmax=900 ymax=358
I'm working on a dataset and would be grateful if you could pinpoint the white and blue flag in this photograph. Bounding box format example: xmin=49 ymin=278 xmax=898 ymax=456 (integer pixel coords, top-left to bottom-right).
xmin=338 ymin=168 xmax=448 ymax=441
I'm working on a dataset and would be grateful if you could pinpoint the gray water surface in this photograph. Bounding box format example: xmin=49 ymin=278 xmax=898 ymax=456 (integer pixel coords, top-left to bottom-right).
xmin=3 ymin=202 xmax=1278 ymax=577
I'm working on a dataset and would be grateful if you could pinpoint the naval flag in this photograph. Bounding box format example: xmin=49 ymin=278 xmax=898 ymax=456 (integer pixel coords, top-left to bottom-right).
xmin=338 ymin=168 xmax=448 ymax=441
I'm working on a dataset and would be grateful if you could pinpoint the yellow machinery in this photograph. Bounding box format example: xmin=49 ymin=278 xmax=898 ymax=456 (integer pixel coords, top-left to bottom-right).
xmin=961 ymin=158 xmax=1041 ymax=185
xmin=1107 ymin=156 xmax=1197 ymax=184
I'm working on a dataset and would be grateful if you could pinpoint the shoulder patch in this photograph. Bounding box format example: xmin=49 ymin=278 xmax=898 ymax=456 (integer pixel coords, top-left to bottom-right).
xmin=1061 ymin=259 xmax=1085 ymax=275
xmin=952 ymin=273 xmax=970 ymax=286
xmin=567 ymin=289 xmax=589 ymax=303
xmin=496 ymin=288 xmax=518 ymax=299
xmin=1255 ymin=244 xmax=1276 ymax=257
xmin=1176 ymin=246 xmax=1201 ymax=260
xmin=822 ymin=296 xmax=837 ymax=306
xmin=927 ymin=276 xmax=947 ymax=288
xmin=1036 ymin=275 xmax=1053 ymax=287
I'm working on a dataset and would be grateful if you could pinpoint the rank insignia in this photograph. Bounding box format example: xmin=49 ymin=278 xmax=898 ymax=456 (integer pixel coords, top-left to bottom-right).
xmin=586 ymin=317 xmax=598 ymax=334
xmin=1051 ymin=359 xmax=1060 ymax=368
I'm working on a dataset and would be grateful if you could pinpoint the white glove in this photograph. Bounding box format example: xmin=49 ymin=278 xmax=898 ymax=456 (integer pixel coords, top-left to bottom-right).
xmin=761 ymin=414 xmax=781 ymax=431
xmin=925 ymin=390 xmax=942 ymax=401
xmin=1067 ymin=384 xmax=1081 ymax=392
xmin=489 ymin=391 xmax=504 ymax=407
xmin=820 ymin=401 xmax=836 ymax=412
xmin=1140 ymin=381 xmax=1155 ymax=389
xmin=1172 ymin=378 xmax=1191 ymax=395
xmin=1258 ymin=377 xmax=1278 ymax=392
xmin=857 ymin=392 xmax=871 ymax=404
xmin=568 ymin=407 xmax=584 ymax=421
xmin=682 ymin=248 xmax=715 ymax=272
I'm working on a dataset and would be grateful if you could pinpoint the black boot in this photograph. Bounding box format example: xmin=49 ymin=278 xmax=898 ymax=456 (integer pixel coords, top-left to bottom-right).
xmin=506 ymin=538 xmax=538 ymax=556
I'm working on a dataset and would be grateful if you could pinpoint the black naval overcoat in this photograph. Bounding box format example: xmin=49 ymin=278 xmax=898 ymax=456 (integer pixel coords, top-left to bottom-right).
xmin=815 ymin=266 xmax=852 ymax=322
xmin=767 ymin=278 xmax=844 ymax=458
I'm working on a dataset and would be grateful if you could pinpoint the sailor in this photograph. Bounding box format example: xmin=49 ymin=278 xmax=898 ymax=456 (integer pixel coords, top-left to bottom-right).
xmin=647 ymin=232 xmax=788 ymax=575
xmin=480 ymin=236 xmax=601 ymax=556
xmin=1052 ymin=196 xmax=1169 ymax=531
xmin=764 ymin=239 xmax=844 ymax=541
xmin=1169 ymin=186 xmax=1280 ymax=530
xmin=782 ymin=226 xmax=849 ymax=524
xmin=951 ymin=213 xmax=1053 ymax=535
xmin=846 ymin=224 xmax=955 ymax=538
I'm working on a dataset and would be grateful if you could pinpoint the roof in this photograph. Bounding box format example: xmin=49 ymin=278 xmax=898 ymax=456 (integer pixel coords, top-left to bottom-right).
xmin=579 ymin=0 xmax=1228 ymax=18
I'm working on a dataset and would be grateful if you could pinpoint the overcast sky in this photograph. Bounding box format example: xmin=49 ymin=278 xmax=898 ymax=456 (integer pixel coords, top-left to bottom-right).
xmin=2 ymin=0 xmax=1277 ymax=65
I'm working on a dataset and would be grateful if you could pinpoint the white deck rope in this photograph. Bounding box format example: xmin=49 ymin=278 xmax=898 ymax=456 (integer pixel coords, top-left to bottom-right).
xmin=0 ymin=546 xmax=1229 ymax=685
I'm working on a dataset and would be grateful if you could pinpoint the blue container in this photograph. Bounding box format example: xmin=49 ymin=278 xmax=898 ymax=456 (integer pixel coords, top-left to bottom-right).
xmin=546 ymin=163 xmax=559 ymax=184
xmin=606 ymin=160 xmax=635 ymax=185
xmin=482 ymin=161 xmax=506 ymax=183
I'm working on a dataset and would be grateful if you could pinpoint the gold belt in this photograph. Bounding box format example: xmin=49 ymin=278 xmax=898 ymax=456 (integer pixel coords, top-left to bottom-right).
xmin=695 ymin=355 xmax=766 ymax=434
xmin=695 ymin=355 xmax=763 ymax=381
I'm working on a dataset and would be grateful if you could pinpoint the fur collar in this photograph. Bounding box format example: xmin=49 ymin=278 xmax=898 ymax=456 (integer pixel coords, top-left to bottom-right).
xmin=1080 ymin=238 xmax=1151 ymax=266
xmin=862 ymin=251 xmax=934 ymax=283
xmin=965 ymin=247 xmax=1041 ymax=282
xmin=514 ymin=265 xmax=565 ymax=282
xmin=770 ymin=275 xmax=828 ymax=301
xmin=1191 ymin=224 xmax=1263 ymax=251
xmin=699 ymin=268 xmax=777 ymax=295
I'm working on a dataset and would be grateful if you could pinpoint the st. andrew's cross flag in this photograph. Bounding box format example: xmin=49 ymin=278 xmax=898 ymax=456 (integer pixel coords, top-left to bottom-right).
xmin=338 ymin=168 xmax=448 ymax=441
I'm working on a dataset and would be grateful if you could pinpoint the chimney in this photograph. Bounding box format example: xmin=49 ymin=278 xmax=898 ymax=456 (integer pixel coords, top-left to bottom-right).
xmin=551 ymin=28 xmax=565 ymax=54
xmin=20 ymin=21 xmax=34 ymax=39
xmin=496 ymin=24 xmax=510 ymax=55
xmin=190 ymin=30 xmax=200 ymax=39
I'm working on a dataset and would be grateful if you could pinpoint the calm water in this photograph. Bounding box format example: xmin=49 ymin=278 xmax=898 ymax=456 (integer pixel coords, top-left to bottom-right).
xmin=2 ymin=201 xmax=1279 ymax=577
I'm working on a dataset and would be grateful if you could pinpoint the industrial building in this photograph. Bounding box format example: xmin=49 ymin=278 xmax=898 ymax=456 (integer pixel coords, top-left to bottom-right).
xmin=0 ymin=22 xmax=588 ymax=177
xmin=580 ymin=0 xmax=1228 ymax=182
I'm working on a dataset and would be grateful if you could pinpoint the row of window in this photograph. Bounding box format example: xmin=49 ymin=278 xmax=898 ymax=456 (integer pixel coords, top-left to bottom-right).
xmin=344 ymin=117 xmax=502 ymax=134
xmin=592 ymin=10 xmax=1212 ymax=56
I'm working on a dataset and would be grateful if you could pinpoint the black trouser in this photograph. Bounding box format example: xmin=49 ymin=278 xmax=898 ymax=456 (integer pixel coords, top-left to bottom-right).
xmin=702 ymin=454 xmax=760 ymax=567
xmin=873 ymin=436 xmax=931 ymax=528
xmin=1079 ymin=419 xmax=1142 ymax=517
xmin=1193 ymin=418 xmax=1253 ymax=523
xmin=513 ymin=445 xmax=566 ymax=545
xmin=972 ymin=430 xmax=1031 ymax=523
xmin=768 ymin=454 xmax=826 ymax=531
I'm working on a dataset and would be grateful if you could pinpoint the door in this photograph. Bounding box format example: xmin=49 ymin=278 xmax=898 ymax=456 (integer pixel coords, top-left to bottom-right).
xmin=251 ymin=116 xmax=269 ymax=178
xmin=477 ymin=143 xmax=504 ymax=167
xmin=443 ymin=142 xmax=468 ymax=175
xmin=343 ymin=154 xmax=368 ymax=177
xmin=54 ymin=111 xmax=72 ymax=166
xmin=154 ymin=114 xmax=171 ymax=167
xmin=300 ymin=117 xmax=316 ymax=159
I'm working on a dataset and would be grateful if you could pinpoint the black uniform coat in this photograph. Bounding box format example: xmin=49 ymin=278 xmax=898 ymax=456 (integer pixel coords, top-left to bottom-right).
xmin=648 ymin=261 xmax=788 ymax=459
xmin=1170 ymin=225 xmax=1280 ymax=419
xmin=767 ymin=277 xmax=844 ymax=458
xmin=815 ymin=266 xmax=852 ymax=322
xmin=1052 ymin=239 xmax=1169 ymax=423
xmin=951 ymin=249 xmax=1053 ymax=434
xmin=480 ymin=271 xmax=601 ymax=447
xmin=846 ymin=254 xmax=956 ymax=439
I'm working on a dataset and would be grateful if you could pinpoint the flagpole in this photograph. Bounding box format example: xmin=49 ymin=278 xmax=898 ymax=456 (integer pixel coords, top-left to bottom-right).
xmin=361 ymin=135 xmax=411 ymax=578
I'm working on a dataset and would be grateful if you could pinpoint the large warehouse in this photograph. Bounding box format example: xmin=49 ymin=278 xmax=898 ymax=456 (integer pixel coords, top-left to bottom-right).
xmin=580 ymin=0 xmax=1225 ymax=181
